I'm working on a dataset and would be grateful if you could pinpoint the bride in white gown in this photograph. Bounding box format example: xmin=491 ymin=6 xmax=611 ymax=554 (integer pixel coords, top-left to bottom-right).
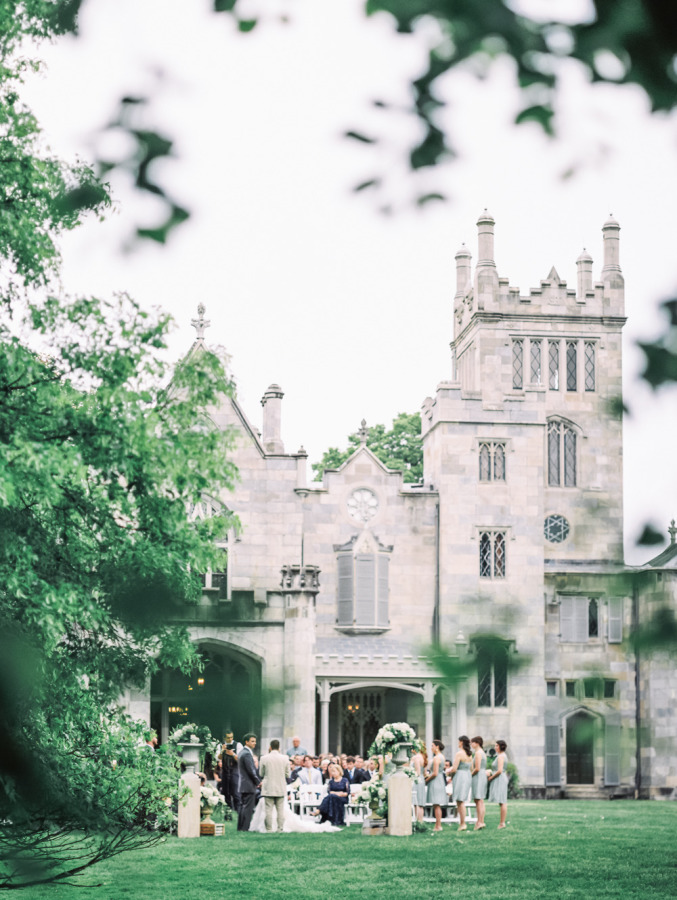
xmin=248 ymin=796 xmax=340 ymax=833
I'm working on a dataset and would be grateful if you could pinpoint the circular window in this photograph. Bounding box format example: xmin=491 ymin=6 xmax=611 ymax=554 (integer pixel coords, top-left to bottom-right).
xmin=347 ymin=488 xmax=379 ymax=523
xmin=544 ymin=514 xmax=570 ymax=543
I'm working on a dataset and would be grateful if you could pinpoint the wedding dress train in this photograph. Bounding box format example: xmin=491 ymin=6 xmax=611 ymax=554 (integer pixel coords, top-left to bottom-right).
xmin=248 ymin=798 xmax=340 ymax=833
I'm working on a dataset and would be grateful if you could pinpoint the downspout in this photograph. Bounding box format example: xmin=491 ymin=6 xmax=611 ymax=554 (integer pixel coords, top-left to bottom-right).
xmin=632 ymin=574 xmax=641 ymax=798
xmin=432 ymin=502 xmax=440 ymax=645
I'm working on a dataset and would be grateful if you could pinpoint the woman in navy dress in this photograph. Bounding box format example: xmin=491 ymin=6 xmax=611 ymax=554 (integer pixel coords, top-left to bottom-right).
xmin=316 ymin=763 xmax=350 ymax=826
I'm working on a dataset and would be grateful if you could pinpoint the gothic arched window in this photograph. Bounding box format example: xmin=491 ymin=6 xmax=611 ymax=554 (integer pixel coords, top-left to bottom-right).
xmin=548 ymin=421 xmax=577 ymax=487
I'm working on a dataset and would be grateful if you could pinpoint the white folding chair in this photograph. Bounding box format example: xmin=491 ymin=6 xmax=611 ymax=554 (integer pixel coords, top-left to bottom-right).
xmin=346 ymin=782 xmax=368 ymax=825
xmin=298 ymin=784 xmax=325 ymax=818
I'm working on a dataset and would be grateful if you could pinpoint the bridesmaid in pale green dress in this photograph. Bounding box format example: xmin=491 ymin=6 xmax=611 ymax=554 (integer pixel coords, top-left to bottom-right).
xmin=424 ymin=740 xmax=447 ymax=833
xmin=487 ymin=739 xmax=509 ymax=829
xmin=470 ymin=736 xmax=487 ymax=830
xmin=449 ymin=735 xmax=473 ymax=832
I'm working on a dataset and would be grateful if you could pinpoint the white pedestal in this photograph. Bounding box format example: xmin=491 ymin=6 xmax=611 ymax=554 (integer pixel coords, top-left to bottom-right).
xmin=177 ymin=771 xmax=201 ymax=838
xmin=387 ymin=771 xmax=413 ymax=836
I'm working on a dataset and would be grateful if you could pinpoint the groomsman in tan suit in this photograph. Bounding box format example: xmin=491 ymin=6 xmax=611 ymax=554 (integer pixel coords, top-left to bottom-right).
xmin=259 ymin=739 xmax=291 ymax=832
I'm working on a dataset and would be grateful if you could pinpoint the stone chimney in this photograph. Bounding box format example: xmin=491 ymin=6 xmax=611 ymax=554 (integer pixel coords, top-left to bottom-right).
xmin=261 ymin=383 xmax=285 ymax=454
xmin=474 ymin=210 xmax=499 ymax=308
xmin=455 ymin=243 xmax=472 ymax=298
xmin=576 ymin=248 xmax=593 ymax=299
xmin=601 ymin=215 xmax=624 ymax=312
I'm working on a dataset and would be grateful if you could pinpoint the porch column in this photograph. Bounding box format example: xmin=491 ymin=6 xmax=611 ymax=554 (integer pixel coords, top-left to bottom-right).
xmin=423 ymin=682 xmax=436 ymax=753
xmin=318 ymin=679 xmax=330 ymax=754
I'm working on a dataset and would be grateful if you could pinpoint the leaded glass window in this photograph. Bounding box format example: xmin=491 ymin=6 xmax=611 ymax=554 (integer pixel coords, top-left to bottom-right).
xmin=479 ymin=531 xmax=506 ymax=578
xmin=479 ymin=444 xmax=491 ymax=481
xmin=566 ymin=341 xmax=577 ymax=391
xmin=584 ymin=341 xmax=596 ymax=391
xmin=548 ymin=421 xmax=577 ymax=487
xmin=479 ymin=442 xmax=506 ymax=482
xmin=493 ymin=444 xmax=505 ymax=481
xmin=530 ymin=339 xmax=542 ymax=384
xmin=588 ymin=598 xmax=599 ymax=638
xmin=544 ymin=514 xmax=570 ymax=543
xmin=563 ymin=427 xmax=576 ymax=486
xmin=548 ymin=421 xmax=561 ymax=486
xmin=512 ymin=340 xmax=523 ymax=389
xmin=548 ymin=341 xmax=560 ymax=390
xmin=479 ymin=532 xmax=492 ymax=577
xmin=476 ymin=641 xmax=509 ymax=708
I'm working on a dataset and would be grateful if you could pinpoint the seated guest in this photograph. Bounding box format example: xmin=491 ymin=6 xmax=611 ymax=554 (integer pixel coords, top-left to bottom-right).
xmin=344 ymin=756 xmax=370 ymax=785
xmin=366 ymin=759 xmax=378 ymax=779
xmin=297 ymin=755 xmax=323 ymax=785
xmin=320 ymin=759 xmax=331 ymax=783
xmin=288 ymin=754 xmax=304 ymax=784
xmin=314 ymin=764 xmax=349 ymax=827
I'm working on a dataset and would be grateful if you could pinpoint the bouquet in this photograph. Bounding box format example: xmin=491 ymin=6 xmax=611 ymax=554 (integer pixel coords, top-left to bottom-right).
xmin=200 ymin=783 xmax=224 ymax=809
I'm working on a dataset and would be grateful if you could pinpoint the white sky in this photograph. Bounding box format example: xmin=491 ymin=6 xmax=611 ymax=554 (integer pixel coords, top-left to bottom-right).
xmin=21 ymin=0 xmax=677 ymax=564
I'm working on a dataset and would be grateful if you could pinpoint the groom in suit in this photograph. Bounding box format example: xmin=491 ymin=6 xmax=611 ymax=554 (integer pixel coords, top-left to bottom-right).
xmin=259 ymin=739 xmax=292 ymax=832
xmin=237 ymin=733 xmax=261 ymax=832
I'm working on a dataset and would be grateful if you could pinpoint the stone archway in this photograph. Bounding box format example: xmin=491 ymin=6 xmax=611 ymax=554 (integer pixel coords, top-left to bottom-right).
xmin=566 ymin=710 xmax=595 ymax=784
xmin=150 ymin=642 xmax=261 ymax=744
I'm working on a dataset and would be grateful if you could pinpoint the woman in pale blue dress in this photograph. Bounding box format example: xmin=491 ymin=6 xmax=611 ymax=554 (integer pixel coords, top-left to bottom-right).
xmin=449 ymin=735 xmax=473 ymax=832
xmin=424 ymin=740 xmax=447 ymax=833
xmin=470 ymin=736 xmax=487 ymax=830
xmin=410 ymin=745 xmax=427 ymax=824
xmin=487 ymin=739 xmax=508 ymax=829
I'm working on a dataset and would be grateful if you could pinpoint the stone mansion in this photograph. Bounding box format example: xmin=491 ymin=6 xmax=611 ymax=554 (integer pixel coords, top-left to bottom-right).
xmin=128 ymin=213 xmax=677 ymax=799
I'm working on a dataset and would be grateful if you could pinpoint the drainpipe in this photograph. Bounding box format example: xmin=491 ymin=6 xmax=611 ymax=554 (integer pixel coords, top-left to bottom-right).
xmin=632 ymin=575 xmax=641 ymax=798
xmin=432 ymin=503 xmax=440 ymax=645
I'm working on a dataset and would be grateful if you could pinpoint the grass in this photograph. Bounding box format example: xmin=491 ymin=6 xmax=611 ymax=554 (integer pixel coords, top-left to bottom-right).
xmin=16 ymin=801 xmax=677 ymax=900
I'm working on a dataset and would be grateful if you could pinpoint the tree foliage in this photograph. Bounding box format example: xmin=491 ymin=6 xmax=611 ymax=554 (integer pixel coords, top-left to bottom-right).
xmin=313 ymin=412 xmax=423 ymax=483
xmin=0 ymin=3 xmax=240 ymax=888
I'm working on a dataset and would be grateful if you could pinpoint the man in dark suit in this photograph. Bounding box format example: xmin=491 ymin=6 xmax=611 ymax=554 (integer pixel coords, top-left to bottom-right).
xmin=344 ymin=756 xmax=370 ymax=785
xmin=237 ymin=733 xmax=261 ymax=832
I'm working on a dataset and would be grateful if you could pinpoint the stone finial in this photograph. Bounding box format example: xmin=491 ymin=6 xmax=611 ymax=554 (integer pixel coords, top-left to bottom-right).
xmin=357 ymin=419 xmax=369 ymax=445
xmin=576 ymin=248 xmax=593 ymax=298
xmin=669 ymin=519 xmax=677 ymax=545
xmin=191 ymin=303 xmax=210 ymax=341
xmin=602 ymin=214 xmax=622 ymax=275
xmin=261 ymin=384 xmax=285 ymax=454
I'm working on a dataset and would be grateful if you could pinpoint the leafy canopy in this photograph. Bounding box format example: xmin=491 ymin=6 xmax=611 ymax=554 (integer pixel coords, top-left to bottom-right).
xmin=313 ymin=412 xmax=423 ymax=483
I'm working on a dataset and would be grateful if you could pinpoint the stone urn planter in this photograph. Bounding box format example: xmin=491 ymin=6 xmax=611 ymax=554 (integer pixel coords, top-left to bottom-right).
xmin=392 ymin=742 xmax=413 ymax=770
xmin=178 ymin=742 xmax=203 ymax=774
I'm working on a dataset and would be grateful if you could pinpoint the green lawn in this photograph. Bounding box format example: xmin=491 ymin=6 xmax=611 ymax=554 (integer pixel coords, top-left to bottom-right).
xmin=18 ymin=801 xmax=677 ymax=899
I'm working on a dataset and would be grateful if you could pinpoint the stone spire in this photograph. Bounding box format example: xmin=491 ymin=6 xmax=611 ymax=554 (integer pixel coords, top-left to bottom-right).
xmin=669 ymin=519 xmax=677 ymax=545
xmin=357 ymin=419 xmax=369 ymax=445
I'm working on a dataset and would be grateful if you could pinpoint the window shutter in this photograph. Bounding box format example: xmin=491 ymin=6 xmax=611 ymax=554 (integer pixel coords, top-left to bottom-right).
xmin=377 ymin=555 xmax=389 ymax=626
xmin=559 ymin=596 xmax=575 ymax=642
xmin=355 ymin=554 xmax=375 ymax=625
xmin=607 ymin=597 xmax=623 ymax=643
xmin=544 ymin=713 xmax=561 ymax=786
xmin=574 ymin=597 xmax=589 ymax=643
xmin=336 ymin=553 xmax=354 ymax=625
xmin=604 ymin=715 xmax=621 ymax=785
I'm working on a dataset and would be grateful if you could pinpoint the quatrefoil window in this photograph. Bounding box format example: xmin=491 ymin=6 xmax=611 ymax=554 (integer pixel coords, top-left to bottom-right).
xmin=347 ymin=489 xmax=379 ymax=523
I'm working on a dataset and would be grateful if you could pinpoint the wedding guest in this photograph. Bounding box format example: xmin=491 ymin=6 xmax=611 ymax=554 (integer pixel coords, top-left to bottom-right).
xmin=344 ymin=756 xmax=370 ymax=785
xmin=410 ymin=744 xmax=427 ymax=823
xmin=320 ymin=759 xmax=331 ymax=783
xmin=449 ymin=735 xmax=472 ymax=832
xmin=487 ymin=739 xmax=509 ymax=829
xmin=470 ymin=736 xmax=487 ymax=830
xmin=220 ymin=731 xmax=243 ymax=812
xmin=425 ymin=740 xmax=447 ymax=833
xmin=314 ymin=763 xmax=349 ymax=827
xmin=297 ymin=755 xmax=323 ymax=786
xmin=285 ymin=736 xmax=308 ymax=757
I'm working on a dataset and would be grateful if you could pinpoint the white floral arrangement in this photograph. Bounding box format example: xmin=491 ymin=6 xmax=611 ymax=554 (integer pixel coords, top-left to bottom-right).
xmin=356 ymin=779 xmax=388 ymax=816
xmin=368 ymin=722 xmax=418 ymax=758
xmin=168 ymin=722 xmax=214 ymax=747
xmin=200 ymin=783 xmax=224 ymax=809
xmin=402 ymin=766 xmax=418 ymax=780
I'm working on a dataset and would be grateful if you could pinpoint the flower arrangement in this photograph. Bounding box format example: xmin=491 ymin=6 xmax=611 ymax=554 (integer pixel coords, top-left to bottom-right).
xmin=168 ymin=722 xmax=216 ymax=747
xmin=357 ymin=779 xmax=388 ymax=817
xmin=367 ymin=722 xmax=418 ymax=758
xmin=200 ymin=783 xmax=224 ymax=810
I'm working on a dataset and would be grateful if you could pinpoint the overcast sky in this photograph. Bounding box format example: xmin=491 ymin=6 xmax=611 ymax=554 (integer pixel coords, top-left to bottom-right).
xmin=22 ymin=0 xmax=677 ymax=564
